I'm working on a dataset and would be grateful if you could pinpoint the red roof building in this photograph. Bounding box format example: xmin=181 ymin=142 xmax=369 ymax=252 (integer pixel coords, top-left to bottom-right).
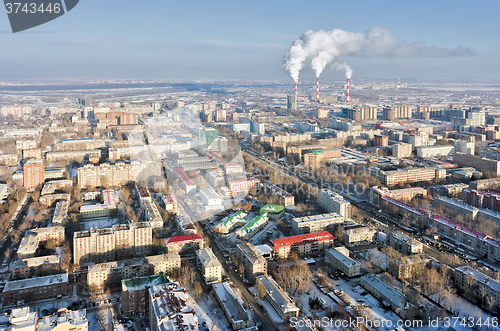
xmin=272 ymin=231 xmax=334 ymax=259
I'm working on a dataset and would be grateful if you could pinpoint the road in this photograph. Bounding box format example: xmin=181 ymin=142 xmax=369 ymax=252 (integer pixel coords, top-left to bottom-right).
xmin=173 ymin=193 xmax=279 ymax=331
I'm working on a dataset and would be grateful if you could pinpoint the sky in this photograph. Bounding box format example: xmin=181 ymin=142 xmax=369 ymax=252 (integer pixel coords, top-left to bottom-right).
xmin=0 ymin=0 xmax=499 ymax=82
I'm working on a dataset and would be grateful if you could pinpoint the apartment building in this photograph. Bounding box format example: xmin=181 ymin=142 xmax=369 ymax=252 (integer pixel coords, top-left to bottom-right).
xmin=12 ymin=255 xmax=61 ymax=280
xmin=325 ymin=247 xmax=362 ymax=277
xmin=291 ymin=213 xmax=344 ymax=235
xmin=370 ymin=186 xmax=427 ymax=205
xmin=342 ymin=227 xmax=377 ymax=247
xmin=256 ymin=275 xmax=300 ymax=321
xmin=387 ymin=232 xmax=423 ymax=255
xmin=2 ymin=273 xmax=68 ymax=306
xmin=380 ymin=167 xmax=445 ymax=187
xmin=382 ymin=105 xmax=412 ymax=120
xmin=388 ymin=254 xmax=429 ymax=280
xmin=73 ymin=222 xmax=152 ymax=265
xmin=348 ymin=106 xmax=377 ymax=121
xmin=0 ymin=307 xmax=88 ymax=331
xmin=149 ymin=282 xmax=198 ymax=331
xmin=228 ymin=178 xmax=259 ymax=194
xmin=392 ymin=143 xmax=413 ymax=159
xmin=455 ymin=266 xmax=500 ymax=305
xmin=272 ymin=231 xmax=334 ymax=259
xmin=77 ymin=161 xmax=161 ymax=189
xmin=87 ymin=253 xmax=181 ymax=290
xmin=195 ymin=248 xmax=222 ymax=284
xmin=236 ymin=242 xmax=267 ymax=279
xmin=360 ymin=274 xmax=418 ymax=319
xmin=121 ymin=275 xmax=170 ymax=316
xmin=416 ymin=145 xmax=455 ymax=158
xmin=453 ymin=153 xmax=500 ymax=177
xmin=136 ymin=184 xmax=163 ymax=228
xmin=213 ymin=283 xmax=251 ymax=330
xmin=433 ymin=196 xmax=479 ymax=220
xmin=264 ymin=182 xmax=295 ymax=207
xmin=23 ymin=159 xmax=44 ymax=190
xmin=17 ymin=227 xmax=65 ymax=259
xmin=164 ymin=234 xmax=204 ymax=255
xmin=162 ymin=195 xmax=177 ymax=213
xmin=317 ymin=189 xmax=351 ymax=220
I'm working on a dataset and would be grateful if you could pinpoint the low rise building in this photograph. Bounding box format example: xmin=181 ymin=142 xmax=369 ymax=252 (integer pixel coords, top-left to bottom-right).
xmin=12 ymin=255 xmax=61 ymax=280
xmin=149 ymin=282 xmax=198 ymax=331
xmin=17 ymin=227 xmax=65 ymax=259
xmin=259 ymin=204 xmax=285 ymax=220
xmin=164 ymin=234 xmax=204 ymax=255
xmin=213 ymin=211 xmax=247 ymax=234
xmin=343 ymin=227 xmax=377 ymax=247
xmin=433 ymin=196 xmax=479 ymax=221
xmin=236 ymin=242 xmax=267 ymax=280
xmin=87 ymin=253 xmax=181 ymax=290
xmin=360 ymin=274 xmax=418 ymax=319
xmin=264 ymin=182 xmax=295 ymax=207
xmin=36 ymin=307 xmax=88 ymax=331
xmin=235 ymin=213 xmax=268 ymax=240
xmin=256 ymin=275 xmax=299 ymax=321
xmin=0 ymin=307 xmax=88 ymax=331
xmin=388 ymin=254 xmax=429 ymax=280
xmin=454 ymin=266 xmax=500 ymax=305
xmin=387 ymin=232 xmax=423 ymax=255
xmin=272 ymin=231 xmax=334 ymax=259
xmin=121 ymin=275 xmax=171 ymax=316
xmin=2 ymin=273 xmax=68 ymax=306
xmin=292 ymin=213 xmax=344 ymax=235
xmin=162 ymin=195 xmax=177 ymax=213
xmin=196 ymin=248 xmax=222 ymax=284
xmin=79 ymin=189 xmax=117 ymax=219
xmin=325 ymin=247 xmax=363 ymax=277
xmin=317 ymin=189 xmax=351 ymax=220
xmin=213 ymin=282 xmax=251 ymax=330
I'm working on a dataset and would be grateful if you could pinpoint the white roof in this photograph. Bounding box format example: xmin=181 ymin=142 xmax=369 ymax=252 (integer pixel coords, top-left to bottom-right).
xmin=4 ymin=273 xmax=68 ymax=292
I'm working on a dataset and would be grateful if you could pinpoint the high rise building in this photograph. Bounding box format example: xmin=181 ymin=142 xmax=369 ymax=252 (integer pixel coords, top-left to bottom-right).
xmin=77 ymin=161 xmax=161 ymax=189
xmin=383 ymin=106 xmax=412 ymax=121
xmin=348 ymin=106 xmax=377 ymax=121
xmin=23 ymin=159 xmax=44 ymax=190
xmin=392 ymin=143 xmax=413 ymax=159
xmin=374 ymin=135 xmax=389 ymax=147
xmin=287 ymin=95 xmax=296 ymax=110
xmin=73 ymin=222 xmax=152 ymax=265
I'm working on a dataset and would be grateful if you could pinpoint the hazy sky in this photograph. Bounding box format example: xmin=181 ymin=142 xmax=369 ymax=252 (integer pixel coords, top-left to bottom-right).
xmin=0 ymin=0 xmax=499 ymax=82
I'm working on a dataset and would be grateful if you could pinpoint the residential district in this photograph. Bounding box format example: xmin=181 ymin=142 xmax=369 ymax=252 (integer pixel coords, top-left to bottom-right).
xmin=0 ymin=80 xmax=500 ymax=331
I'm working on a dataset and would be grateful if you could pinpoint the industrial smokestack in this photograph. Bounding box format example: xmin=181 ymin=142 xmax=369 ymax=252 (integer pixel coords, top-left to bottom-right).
xmin=316 ymin=78 xmax=319 ymax=103
xmin=294 ymin=82 xmax=298 ymax=109
xmin=346 ymin=78 xmax=350 ymax=104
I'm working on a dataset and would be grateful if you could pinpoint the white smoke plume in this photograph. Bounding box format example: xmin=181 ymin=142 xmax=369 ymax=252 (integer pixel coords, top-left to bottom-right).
xmin=330 ymin=62 xmax=352 ymax=79
xmin=283 ymin=27 xmax=474 ymax=82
